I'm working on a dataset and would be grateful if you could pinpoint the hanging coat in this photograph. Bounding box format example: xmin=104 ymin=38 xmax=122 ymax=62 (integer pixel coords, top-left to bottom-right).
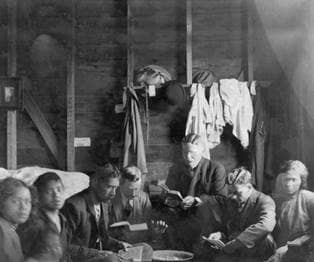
xmin=207 ymin=82 xmax=225 ymax=149
xmin=249 ymin=86 xmax=267 ymax=191
xmin=122 ymin=87 xmax=148 ymax=174
xmin=185 ymin=83 xmax=211 ymax=159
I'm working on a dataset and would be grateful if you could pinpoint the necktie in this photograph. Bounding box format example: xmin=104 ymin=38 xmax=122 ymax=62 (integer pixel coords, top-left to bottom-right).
xmin=124 ymin=200 xmax=132 ymax=218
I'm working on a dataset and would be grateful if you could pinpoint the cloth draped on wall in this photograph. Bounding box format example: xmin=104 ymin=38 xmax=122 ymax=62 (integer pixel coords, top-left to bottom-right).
xmin=185 ymin=80 xmax=253 ymax=153
xmin=122 ymin=87 xmax=148 ymax=174
xmin=249 ymin=86 xmax=267 ymax=191
xmin=185 ymin=83 xmax=211 ymax=159
xmin=207 ymin=82 xmax=225 ymax=149
xmin=219 ymin=79 xmax=254 ymax=148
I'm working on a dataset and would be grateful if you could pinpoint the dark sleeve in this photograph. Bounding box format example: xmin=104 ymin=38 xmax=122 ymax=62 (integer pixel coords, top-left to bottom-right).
xmin=288 ymin=191 xmax=314 ymax=246
xmin=68 ymin=244 xmax=100 ymax=261
xmin=61 ymin=200 xmax=81 ymax=240
xmin=236 ymin=195 xmax=276 ymax=248
xmin=17 ymin=220 xmax=43 ymax=258
xmin=165 ymin=165 xmax=180 ymax=191
xmin=211 ymin=163 xmax=227 ymax=196
xmin=199 ymin=163 xmax=227 ymax=203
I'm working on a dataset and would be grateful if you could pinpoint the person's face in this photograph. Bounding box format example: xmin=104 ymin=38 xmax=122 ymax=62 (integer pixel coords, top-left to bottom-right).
xmin=39 ymin=180 xmax=65 ymax=211
xmin=2 ymin=186 xmax=32 ymax=225
xmin=182 ymin=143 xmax=203 ymax=169
xmin=94 ymin=177 xmax=120 ymax=202
xmin=228 ymin=184 xmax=252 ymax=205
xmin=281 ymin=171 xmax=302 ymax=195
xmin=120 ymin=179 xmax=141 ymax=199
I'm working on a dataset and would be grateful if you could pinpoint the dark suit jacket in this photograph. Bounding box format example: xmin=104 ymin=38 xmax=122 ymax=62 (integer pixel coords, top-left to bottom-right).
xmin=110 ymin=189 xmax=152 ymax=243
xmin=61 ymin=188 xmax=121 ymax=253
xmin=166 ymin=158 xmax=227 ymax=202
xmin=222 ymin=189 xmax=276 ymax=250
xmin=111 ymin=189 xmax=152 ymax=224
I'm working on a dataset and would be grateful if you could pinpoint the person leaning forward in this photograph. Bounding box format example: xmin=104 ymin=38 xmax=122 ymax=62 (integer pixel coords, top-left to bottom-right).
xmin=203 ymin=167 xmax=276 ymax=262
xmin=61 ymin=164 xmax=129 ymax=262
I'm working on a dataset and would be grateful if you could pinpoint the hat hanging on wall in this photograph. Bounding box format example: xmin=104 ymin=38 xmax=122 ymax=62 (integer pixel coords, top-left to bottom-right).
xmin=135 ymin=65 xmax=172 ymax=88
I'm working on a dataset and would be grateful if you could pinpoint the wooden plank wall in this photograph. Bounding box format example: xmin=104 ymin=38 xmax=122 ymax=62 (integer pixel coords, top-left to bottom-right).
xmin=0 ymin=0 xmax=243 ymax=176
xmin=0 ymin=0 xmax=7 ymax=166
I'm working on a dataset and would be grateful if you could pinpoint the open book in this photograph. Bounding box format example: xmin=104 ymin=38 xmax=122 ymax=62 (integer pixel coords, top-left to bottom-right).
xmin=109 ymin=221 xmax=148 ymax=231
xmin=159 ymin=184 xmax=183 ymax=201
xmin=202 ymin=236 xmax=225 ymax=248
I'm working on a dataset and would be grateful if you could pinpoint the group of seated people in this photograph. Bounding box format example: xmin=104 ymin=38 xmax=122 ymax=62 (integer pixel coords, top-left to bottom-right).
xmin=0 ymin=133 xmax=313 ymax=262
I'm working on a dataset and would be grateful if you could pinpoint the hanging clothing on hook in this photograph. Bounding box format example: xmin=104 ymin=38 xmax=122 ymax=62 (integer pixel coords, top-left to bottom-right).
xmin=207 ymin=82 xmax=225 ymax=149
xmin=185 ymin=83 xmax=211 ymax=159
xmin=122 ymin=87 xmax=148 ymax=174
xmin=219 ymin=79 xmax=253 ymax=148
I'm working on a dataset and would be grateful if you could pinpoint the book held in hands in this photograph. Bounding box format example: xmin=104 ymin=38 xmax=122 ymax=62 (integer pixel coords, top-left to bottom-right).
xmin=109 ymin=221 xmax=148 ymax=231
xmin=202 ymin=236 xmax=225 ymax=248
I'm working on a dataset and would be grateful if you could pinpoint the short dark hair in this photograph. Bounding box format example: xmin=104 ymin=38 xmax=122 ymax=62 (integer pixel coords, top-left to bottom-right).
xmin=227 ymin=167 xmax=252 ymax=185
xmin=182 ymin=133 xmax=202 ymax=145
xmin=33 ymin=172 xmax=63 ymax=193
xmin=121 ymin=166 xmax=141 ymax=182
xmin=0 ymin=177 xmax=30 ymax=211
xmin=94 ymin=163 xmax=120 ymax=182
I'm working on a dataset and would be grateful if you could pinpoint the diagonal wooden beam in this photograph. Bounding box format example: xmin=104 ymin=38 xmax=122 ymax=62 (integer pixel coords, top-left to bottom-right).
xmin=23 ymin=88 xmax=60 ymax=168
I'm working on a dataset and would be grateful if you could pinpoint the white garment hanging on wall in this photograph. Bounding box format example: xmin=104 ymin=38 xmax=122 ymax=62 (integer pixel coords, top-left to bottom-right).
xmin=185 ymin=83 xmax=211 ymax=159
xmin=220 ymin=79 xmax=253 ymax=148
xmin=207 ymin=82 xmax=225 ymax=149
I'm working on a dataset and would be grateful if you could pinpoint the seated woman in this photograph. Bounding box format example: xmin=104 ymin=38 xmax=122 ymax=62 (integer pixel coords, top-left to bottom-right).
xmin=267 ymin=160 xmax=314 ymax=262
xmin=0 ymin=177 xmax=32 ymax=262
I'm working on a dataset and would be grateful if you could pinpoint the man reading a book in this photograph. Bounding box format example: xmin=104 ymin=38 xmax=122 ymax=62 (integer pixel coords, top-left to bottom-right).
xmin=61 ymin=163 xmax=132 ymax=261
xmin=204 ymin=167 xmax=276 ymax=262
xmin=110 ymin=166 xmax=152 ymax=243
xmin=164 ymin=133 xmax=227 ymax=251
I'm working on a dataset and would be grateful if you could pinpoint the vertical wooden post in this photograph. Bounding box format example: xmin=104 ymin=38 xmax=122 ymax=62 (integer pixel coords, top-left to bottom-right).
xmin=7 ymin=0 xmax=17 ymax=169
xmin=186 ymin=0 xmax=192 ymax=85
xmin=243 ymin=0 xmax=254 ymax=82
xmin=67 ymin=0 xmax=76 ymax=171
xmin=127 ymin=0 xmax=134 ymax=87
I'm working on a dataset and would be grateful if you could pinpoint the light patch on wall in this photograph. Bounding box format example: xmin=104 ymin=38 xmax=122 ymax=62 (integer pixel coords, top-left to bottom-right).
xmin=74 ymin=137 xmax=91 ymax=147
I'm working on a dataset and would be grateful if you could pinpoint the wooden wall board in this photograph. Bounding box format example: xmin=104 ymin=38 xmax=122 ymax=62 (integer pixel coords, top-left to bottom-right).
xmin=24 ymin=89 xmax=60 ymax=167
xmin=7 ymin=0 xmax=17 ymax=169
xmin=1 ymin=0 xmax=247 ymax=171
xmin=186 ymin=0 xmax=192 ymax=84
xmin=66 ymin=0 xmax=76 ymax=171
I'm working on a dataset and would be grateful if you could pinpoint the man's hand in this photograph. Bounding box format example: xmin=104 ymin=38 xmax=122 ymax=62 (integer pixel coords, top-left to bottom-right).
xmin=208 ymin=232 xmax=223 ymax=240
xmin=181 ymin=195 xmax=195 ymax=210
xmin=222 ymin=239 xmax=243 ymax=254
xmin=265 ymin=245 xmax=288 ymax=262
xmin=98 ymin=250 xmax=114 ymax=257
xmin=118 ymin=241 xmax=132 ymax=250
xmin=151 ymin=220 xmax=168 ymax=235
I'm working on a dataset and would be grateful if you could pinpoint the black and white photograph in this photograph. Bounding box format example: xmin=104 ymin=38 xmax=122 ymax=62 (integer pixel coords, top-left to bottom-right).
xmin=0 ymin=0 xmax=313 ymax=262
